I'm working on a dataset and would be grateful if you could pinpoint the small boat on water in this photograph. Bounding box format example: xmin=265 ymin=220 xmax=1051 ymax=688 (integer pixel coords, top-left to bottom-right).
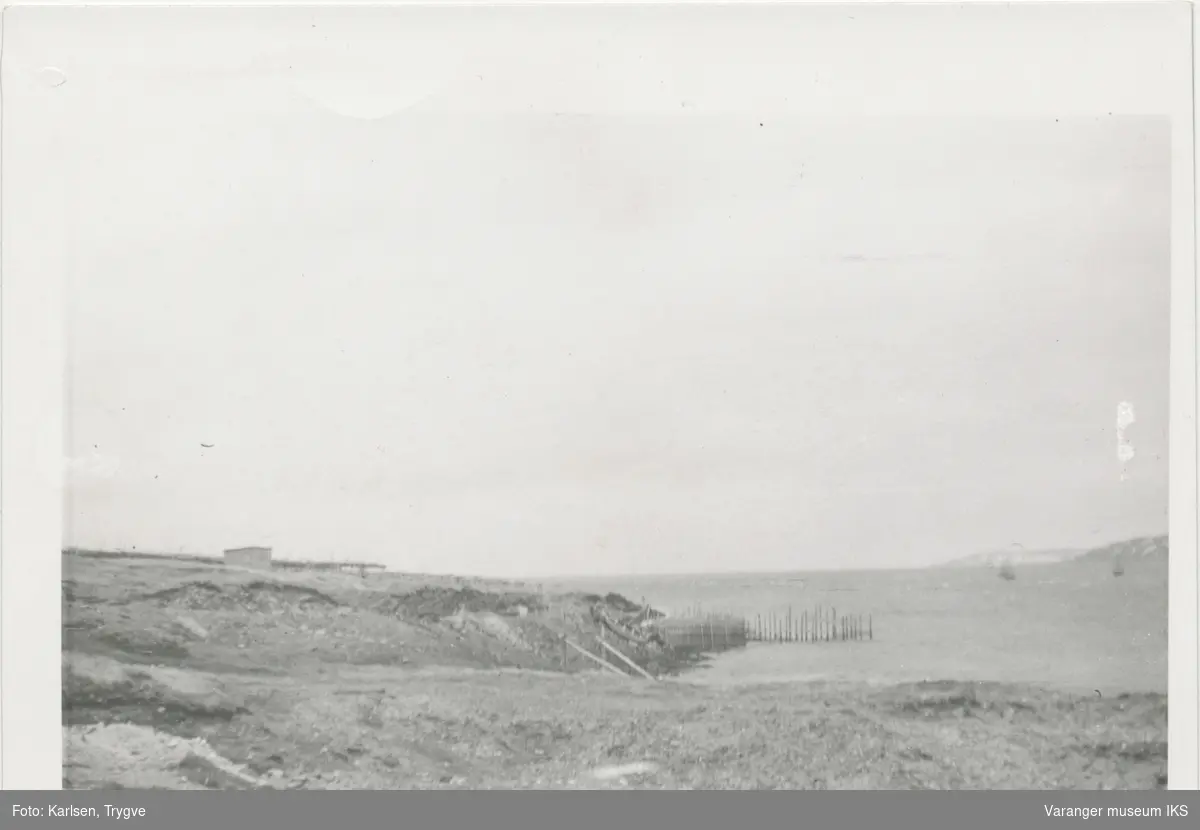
xmin=997 ymin=562 xmax=1017 ymax=581
xmin=1112 ymin=558 xmax=1125 ymax=578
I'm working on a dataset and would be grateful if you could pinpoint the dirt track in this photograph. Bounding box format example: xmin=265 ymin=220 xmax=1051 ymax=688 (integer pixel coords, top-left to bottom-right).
xmin=61 ymin=553 xmax=1168 ymax=790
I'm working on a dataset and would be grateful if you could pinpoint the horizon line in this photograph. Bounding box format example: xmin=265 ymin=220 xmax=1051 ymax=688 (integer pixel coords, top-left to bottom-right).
xmin=62 ymin=529 xmax=1168 ymax=581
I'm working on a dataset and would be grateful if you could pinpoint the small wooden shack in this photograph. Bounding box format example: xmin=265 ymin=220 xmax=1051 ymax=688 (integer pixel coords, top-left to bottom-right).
xmin=223 ymin=546 xmax=273 ymax=570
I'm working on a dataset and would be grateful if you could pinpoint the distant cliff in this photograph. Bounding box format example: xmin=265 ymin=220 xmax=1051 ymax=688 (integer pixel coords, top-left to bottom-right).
xmin=1076 ymin=535 xmax=1168 ymax=563
xmin=939 ymin=535 xmax=1167 ymax=568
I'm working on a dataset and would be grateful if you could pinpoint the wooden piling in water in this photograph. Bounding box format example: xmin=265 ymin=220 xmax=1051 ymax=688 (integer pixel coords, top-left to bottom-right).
xmin=676 ymin=603 xmax=875 ymax=646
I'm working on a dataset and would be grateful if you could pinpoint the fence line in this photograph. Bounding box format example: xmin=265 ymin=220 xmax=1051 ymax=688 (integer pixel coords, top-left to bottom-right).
xmin=654 ymin=610 xmax=748 ymax=650
xmin=651 ymin=604 xmax=875 ymax=649
xmin=743 ymin=605 xmax=873 ymax=643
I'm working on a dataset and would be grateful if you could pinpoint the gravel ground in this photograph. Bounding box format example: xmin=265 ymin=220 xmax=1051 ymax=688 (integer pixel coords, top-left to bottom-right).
xmin=63 ymin=659 xmax=1167 ymax=790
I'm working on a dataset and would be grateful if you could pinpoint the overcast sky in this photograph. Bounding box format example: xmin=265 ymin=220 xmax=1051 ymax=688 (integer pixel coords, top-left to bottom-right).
xmin=15 ymin=6 xmax=1171 ymax=576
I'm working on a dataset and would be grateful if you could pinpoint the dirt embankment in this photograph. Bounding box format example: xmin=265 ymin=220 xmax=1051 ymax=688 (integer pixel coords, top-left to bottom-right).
xmin=63 ymin=555 xmax=686 ymax=679
xmin=60 ymin=554 xmax=710 ymax=789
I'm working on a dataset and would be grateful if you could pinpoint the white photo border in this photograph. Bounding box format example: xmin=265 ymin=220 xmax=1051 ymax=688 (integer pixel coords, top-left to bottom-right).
xmin=1 ymin=0 xmax=1196 ymax=790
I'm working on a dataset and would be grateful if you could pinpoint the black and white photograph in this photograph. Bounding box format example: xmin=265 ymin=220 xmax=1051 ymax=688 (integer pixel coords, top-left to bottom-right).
xmin=2 ymin=2 xmax=1193 ymax=791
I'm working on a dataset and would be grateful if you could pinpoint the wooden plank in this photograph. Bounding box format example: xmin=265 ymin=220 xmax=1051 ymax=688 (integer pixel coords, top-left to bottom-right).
xmin=600 ymin=641 xmax=656 ymax=681
xmin=564 ymin=638 xmax=629 ymax=678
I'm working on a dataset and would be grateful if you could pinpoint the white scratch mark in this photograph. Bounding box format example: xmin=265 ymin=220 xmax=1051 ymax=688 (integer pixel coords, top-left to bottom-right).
xmin=1116 ymin=402 xmax=1136 ymax=481
xmin=591 ymin=762 xmax=659 ymax=781
xmin=36 ymin=67 xmax=67 ymax=88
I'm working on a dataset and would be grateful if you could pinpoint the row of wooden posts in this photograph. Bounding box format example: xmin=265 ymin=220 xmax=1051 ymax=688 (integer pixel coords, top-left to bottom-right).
xmin=561 ymin=606 xmax=877 ymax=683
xmin=654 ymin=614 xmax=749 ymax=650
xmin=747 ymin=606 xmax=871 ymax=643
xmin=653 ymin=606 xmax=874 ymax=649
